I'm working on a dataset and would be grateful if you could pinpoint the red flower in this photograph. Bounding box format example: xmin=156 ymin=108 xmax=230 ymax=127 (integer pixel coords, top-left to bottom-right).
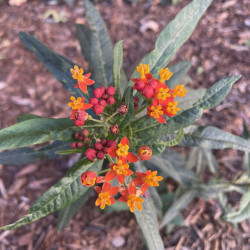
xmin=147 ymin=99 xmax=166 ymax=124
xmin=105 ymin=158 xmax=133 ymax=184
xmin=133 ymin=170 xmax=163 ymax=194
xmin=118 ymin=183 xmax=144 ymax=212
xmin=94 ymin=183 xmax=119 ymax=209
xmin=138 ymin=145 xmax=152 ymax=161
xmin=107 ymin=137 xmax=138 ymax=163
xmin=81 ymin=171 xmax=97 ymax=187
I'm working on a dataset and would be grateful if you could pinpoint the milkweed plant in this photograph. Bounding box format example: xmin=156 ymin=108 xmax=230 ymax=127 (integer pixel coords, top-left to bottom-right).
xmin=1 ymin=0 xmax=250 ymax=249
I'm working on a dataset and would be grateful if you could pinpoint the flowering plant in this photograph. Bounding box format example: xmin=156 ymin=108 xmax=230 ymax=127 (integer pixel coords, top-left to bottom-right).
xmin=0 ymin=0 xmax=250 ymax=249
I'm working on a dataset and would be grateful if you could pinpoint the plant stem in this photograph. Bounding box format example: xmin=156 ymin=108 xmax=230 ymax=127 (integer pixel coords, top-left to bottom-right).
xmin=86 ymin=90 xmax=91 ymax=99
xmin=88 ymin=116 xmax=104 ymax=124
xmin=106 ymin=154 xmax=114 ymax=163
xmin=98 ymin=168 xmax=110 ymax=175
xmin=106 ymin=111 xmax=119 ymax=123
xmin=134 ymin=104 xmax=147 ymax=116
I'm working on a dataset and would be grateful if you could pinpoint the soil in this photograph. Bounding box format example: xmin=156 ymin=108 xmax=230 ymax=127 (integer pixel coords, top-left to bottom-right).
xmin=0 ymin=0 xmax=250 ymax=249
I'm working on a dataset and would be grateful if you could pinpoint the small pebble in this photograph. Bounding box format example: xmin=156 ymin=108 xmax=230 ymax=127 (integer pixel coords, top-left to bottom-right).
xmin=110 ymin=236 xmax=125 ymax=248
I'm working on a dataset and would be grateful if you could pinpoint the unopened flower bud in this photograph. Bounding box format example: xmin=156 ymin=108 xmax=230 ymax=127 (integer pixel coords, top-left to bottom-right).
xmin=118 ymin=105 xmax=128 ymax=115
xmin=110 ymin=124 xmax=120 ymax=134
xmin=79 ymin=136 xmax=83 ymax=141
xmin=89 ymin=97 xmax=99 ymax=105
xmin=148 ymin=79 xmax=159 ymax=90
xmin=77 ymin=142 xmax=83 ymax=148
xmin=143 ymin=191 xmax=150 ymax=198
xmin=96 ymin=151 xmax=105 ymax=160
xmin=106 ymin=86 xmax=116 ymax=96
xmin=107 ymin=140 xmax=116 ymax=148
xmin=107 ymin=96 xmax=115 ymax=105
xmin=94 ymin=142 xmax=103 ymax=151
xmin=74 ymin=132 xmax=80 ymax=139
xmin=99 ymin=86 xmax=106 ymax=95
xmin=85 ymin=148 xmax=96 ymax=160
xmin=101 ymin=139 xmax=107 ymax=146
xmin=133 ymin=97 xmax=139 ymax=103
xmin=81 ymin=171 xmax=97 ymax=187
xmin=134 ymin=80 xmax=146 ymax=91
xmin=93 ymin=88 xmax=103 ymax=98
xmin=138 ymin=145 xmax=152 ymax=161
xmin=81 ymin=129 xmax=89 ymax=137
xmin=102 ymin=94 xmax=109 ymax=99
xmin=99 ymin=99 xmax=107 ymax=107
xmin=93 ymin=104 xmax=104 ymax=115
xmin=74 ymin=110 xmax=88 ymax=124
xmin=84 ymin=137 xmax=89 ymax=143
xmin=71 ymin=142 xmax=77 ymax=148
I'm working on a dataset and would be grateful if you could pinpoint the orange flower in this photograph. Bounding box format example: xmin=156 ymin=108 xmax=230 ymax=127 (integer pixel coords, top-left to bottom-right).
xmin=171 ymin=84 xmax=187 ymax=98
xmin=119 ymin=183 xmax=144 ymax=212
xmin=133 ymin=170 xmax=163 ymax=194
xmin=81 ymin=171 xmax=97 ymax=187
xmin=107 ymin=137 xmax=138 ymax=163
xmin=70 ymin=65 xmax=95 ymax=93
xmin=105 ymin=158 xmax=133 ymax=184
xmin=68 ymin=96 xmax=93 ymax=119
xmin=138 ymin=146 xmax=152 ymax=161
xmin=147 ymin=99 xmax=166 ymax=124
xmin=159 ymin=67 xmax=172 ymax=84
xmin=163 ymin=101 xmax=180 ymax=117
xmin=94 ymin=183 xmax=119 ymax=210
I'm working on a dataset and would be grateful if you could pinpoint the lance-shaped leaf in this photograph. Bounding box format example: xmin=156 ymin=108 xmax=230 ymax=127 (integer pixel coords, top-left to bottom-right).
xmin=164 ymin=125 xmax=184 ymax=146
xmin=112 ymin=40 xmax=123 ymax=103
xmin=0 ymin=118 xmax=75 ymax=151
xmin=174 ymin=125 xmax=250 ymax=152
xmin=129 ymin=0 xmax=213 ymax=84
xmin=0 ymin=141 xmax=70 ymax=166
xmin=17 ymin=113 xmax=42 ymax=123
xmin=0 ymin=159 xmax=103 ymax=230
xmin=167 ymin=61 xmax=192 ymax=89
xmin=160 ymin=190 xmax=198 ymax=228
xmin=57 ymin=189 xmax=92 ymax=231
xmin=18 ymin=32 xmax=82 ymax=98
xmin=84 ymin=0 xmax=113 ymax=86
xmin=134 ymin=198 xmax=164 ymax=250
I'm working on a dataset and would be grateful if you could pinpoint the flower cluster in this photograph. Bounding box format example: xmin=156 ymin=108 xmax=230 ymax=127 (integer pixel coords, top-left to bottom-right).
xmin=68 ymin=64 xmax=184 ymax=212
xmin=81 ymin=137 xmax=163 ymax=212
xmin=132 ymin=64 xmax=187 ymax=123
xmin=90 ymin=86 xmax=116 ymax=115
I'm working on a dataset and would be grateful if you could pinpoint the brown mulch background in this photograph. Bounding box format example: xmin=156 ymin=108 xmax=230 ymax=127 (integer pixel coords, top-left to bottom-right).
xmin=0 ymin=0 xmax=250 ymax=249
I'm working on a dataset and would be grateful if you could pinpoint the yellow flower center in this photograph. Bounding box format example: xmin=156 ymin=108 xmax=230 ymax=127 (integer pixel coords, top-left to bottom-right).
xmin=159 ymin=68 xmax=172 ymax=83
xmin=156 ymin=87 xmax=171 ymax=101
xmin=68 ymin=96 xmax=83 ymax=110
xmin=150 ymin=105 xmax=163 ymax=119
xmin=116 ymin=143 xmax=129 ymax=157
xmin=70 ymin=65 xmax=84 ymax=82
xmin=127 ymin=194 xmax=144 ymax=212
xmin=144 ymin=171 xmax=163 ymax=186
xmin=113 ymin=160 xmax=129 ymax=175
xmin=172 ymin=85 xmax=187 ymax=97
xmin=137 ymin=63 xmax=150 ymax=80
xmin=166 ymin=101 xmax=180 ymax=115
xmin=95 ymin=192 xmax=111 ymax=209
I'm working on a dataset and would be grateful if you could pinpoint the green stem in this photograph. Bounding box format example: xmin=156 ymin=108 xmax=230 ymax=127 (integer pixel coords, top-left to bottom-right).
xmin=134 ymin=104 xmax=147 ymax=116
xmin=106 ymin=154 xmax=114 ymax=163
xmin=86 ymin=90 xmax=91 ymax=99
xmin=106 ymin=111 xmax=119 ymax=123
xmin=98 ymin=168 xmax=110 ymax=175
xmin=88 ymin=116 xmax=104 ymax=124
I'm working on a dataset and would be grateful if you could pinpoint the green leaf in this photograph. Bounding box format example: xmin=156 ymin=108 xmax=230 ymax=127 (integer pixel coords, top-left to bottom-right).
xmin=17 ymin=113 xmax=42 ymax=123
xmin=57 ymin=189 xmax=92 ymax=231
xmin=119 ymin=87 xmax=134 ymax=130
xmin=202 ymin=148 xmax=218 ymax=175
xmin=223 ymin=189 xmax=250 ymax=223
xmin=0 ymin=118 xmax=75 ymax=151
xmin=55 ymin=148 xmax=83 ymax=155
xmin=0 ymin=159 xmax=103 ymax=230
xmin=193 ymin=75 xmax=241 ymax=110
xmin=160 ymin=190 xmax=197 ymax=228
xmin=164 ymin=125 xmax=184 ymax=146
xmin=112 ymin=40 xmax=123 ymax=103
xmin=178 ymin=125 xmax=250 ymax=152
xmin=167 ymin=61 xmax=192 ymax=89
xmin=129 ymin=0 xmax=213 ymax=84
xmin=145 ymin=152 xmax=198 ymax=186
xmin=84 ymin=0 xmax=113 ymax=86
xmin=76 ymin=24 xmax=92 ymax=63
xmin=134 ymin=198 xmax=164 ymax=250
xmin=18 ymin=32 xmax=82 ymax=98
xmin=0 ymin=141 xmax=70 ymax=166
